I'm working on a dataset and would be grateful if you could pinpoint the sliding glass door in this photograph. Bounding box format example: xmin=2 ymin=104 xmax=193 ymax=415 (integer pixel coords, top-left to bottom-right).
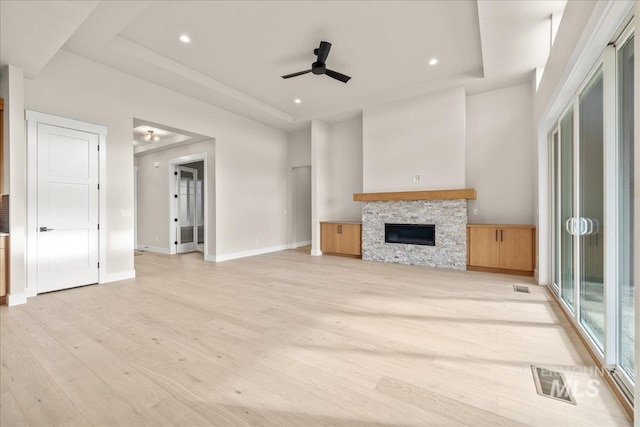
xmin=578 ymin=68 xmax=605 ymax=349
xmin=548 ymin=20 xmax=635 ymax=393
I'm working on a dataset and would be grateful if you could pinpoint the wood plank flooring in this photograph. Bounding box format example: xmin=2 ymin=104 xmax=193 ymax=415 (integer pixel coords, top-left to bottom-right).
xmin=0 ymin=249 xmax=632 ymax=426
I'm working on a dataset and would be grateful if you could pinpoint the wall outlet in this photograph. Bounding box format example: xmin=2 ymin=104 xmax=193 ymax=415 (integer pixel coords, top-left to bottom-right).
xmin=153 ymin=162 xmax=160 ymax=168
xmin=156 ymin=236 xmax=159 ymax=242
xmin=121 ymin=209 xmax=132 ymax=217
xmin=473 ymin=208 xmax=479 ymax=216
xmin=412 ymin=174 xmax=421 ymax=183
xmin=255 ymin=238 xmax=259 ymax=243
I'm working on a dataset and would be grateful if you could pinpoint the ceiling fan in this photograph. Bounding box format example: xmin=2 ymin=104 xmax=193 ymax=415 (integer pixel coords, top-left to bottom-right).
xmin=281 ymin=41 xmax=351 ymax=83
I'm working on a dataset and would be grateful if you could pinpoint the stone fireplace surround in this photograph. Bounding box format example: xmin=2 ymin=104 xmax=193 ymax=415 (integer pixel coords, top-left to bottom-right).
xmin=353 ymin=190 xmax=475 ymax=270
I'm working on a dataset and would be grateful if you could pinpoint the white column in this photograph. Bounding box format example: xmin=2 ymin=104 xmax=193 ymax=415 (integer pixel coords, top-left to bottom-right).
xmin=310 ymin=119 xmax=329 ymax=256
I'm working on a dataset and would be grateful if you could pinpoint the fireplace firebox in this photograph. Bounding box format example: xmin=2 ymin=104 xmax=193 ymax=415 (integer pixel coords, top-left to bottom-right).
xmin=384 ymin=224 xmax=435 ymax=246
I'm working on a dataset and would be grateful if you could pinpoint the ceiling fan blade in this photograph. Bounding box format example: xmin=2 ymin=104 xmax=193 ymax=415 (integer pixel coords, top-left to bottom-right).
xmin=316 ymin=41 xmax=332 ymax=63
xmin=281 ymin=69 xmax=312 ymax=79
xmin=325 ymin=69 xmax=351 ymax=83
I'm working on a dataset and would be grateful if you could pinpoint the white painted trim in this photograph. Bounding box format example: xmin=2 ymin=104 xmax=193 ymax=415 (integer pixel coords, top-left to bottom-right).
xmin=137 ymin=245 xmax=171 ymax=255
xmin=25 ymin=110 xmax=108 ymax=135
xmin=204 ymin=253 xmax=216 ymax=263
xmin=310 ymin=249 xmax=323 ymax=256
xmin=289 ymin=240 xmax=311 ymax=249
xmin=7 ymin=292 xmax=27 ymax=307
xmin=214 ymin=244 xmax=289 ymax=262
xmin=101 ymin=270 xmax=136 ymax=284
xmin=168 ymin=152 xmax=209 ymax=257
xmin=26 ymin=112 xmax=108 ymax=297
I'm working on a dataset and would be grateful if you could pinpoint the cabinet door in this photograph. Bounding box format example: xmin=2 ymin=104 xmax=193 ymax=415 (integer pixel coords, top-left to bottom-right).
xmin=320 ymin=223 xmax=340 ymax=253
xmin=0 ymin=238 xmax=5 ymax=297
xmin=338 ymin=224 xmax=362 ymax=256
xmin=499 ymin=228 xmax=533 ymax=271
xmin=468 ymin=227 xmax=500 ymax=268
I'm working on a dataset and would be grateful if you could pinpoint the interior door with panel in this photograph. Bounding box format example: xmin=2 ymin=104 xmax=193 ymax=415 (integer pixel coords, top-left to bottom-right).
xmin=176 ymin=166 xmax=198 ymax=253
xmin=37 ymin=124 xmax=99 ymax=293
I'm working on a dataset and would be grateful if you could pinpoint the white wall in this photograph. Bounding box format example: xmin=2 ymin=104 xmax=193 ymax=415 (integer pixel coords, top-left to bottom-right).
xmin=0 ymin=65 xmax=27 ymax=305
xmin=466 ymin=83 xmax=534 ymax=224
xmin=326 ymin=115 xmax=363 ymax=220
xmin=362 ymin=87 xmax=466 ymax=192
xmin=135 ymin=140 xmax=215 ymax=256
xmin=24 ymin=50 xmax=289 ymax=273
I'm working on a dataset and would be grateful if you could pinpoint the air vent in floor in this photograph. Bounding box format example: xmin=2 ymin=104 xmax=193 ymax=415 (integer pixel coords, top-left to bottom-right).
xmin=531 ymin=366 xmax=576 ymax=405
xmin=513 ymin=285 xmax=530 ymax=293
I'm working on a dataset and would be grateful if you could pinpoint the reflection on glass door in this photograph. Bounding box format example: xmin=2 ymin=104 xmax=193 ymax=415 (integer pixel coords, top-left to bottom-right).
xmin=551 ymin=130 xmax=560 ymax=293
xmin=617 ymin=33 xmax=635 ymax=382
xmin=578 ymin=68 xmax=605 ymax=349
xmin=560 ymin=110 xmax=575 ymax=310
xmin=177 ymin=166 xmax=197 ymax=253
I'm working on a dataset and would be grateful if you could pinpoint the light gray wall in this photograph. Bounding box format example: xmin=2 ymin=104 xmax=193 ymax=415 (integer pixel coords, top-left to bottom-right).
xmin=288 ymin=126 xmax=311 ymax=167
xmin=466 ymin=83 xmax=534 ymax=224
xmin=363 ymin=87 xmax=466 ymax=192
xmin=136 ymin=143 xmax=214 ymax=255
xmin=311 ymin=119 xmax=329 ymax=255
xmin=292 ymin=166 xmax=311 ymax=244
xmin=24 ymin=50 xmax=289 ymax=270
xmin=326 ymin=115 xmax=363 ymax=220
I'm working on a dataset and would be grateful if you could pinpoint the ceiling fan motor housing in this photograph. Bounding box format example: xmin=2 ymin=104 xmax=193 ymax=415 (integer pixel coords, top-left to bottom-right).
xmin=312 ymin=61 xmax=326 ymax=75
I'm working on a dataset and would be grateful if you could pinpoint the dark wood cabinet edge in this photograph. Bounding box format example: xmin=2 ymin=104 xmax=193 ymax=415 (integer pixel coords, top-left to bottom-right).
xmin=466 ymin=265 xmax=534 ymax=277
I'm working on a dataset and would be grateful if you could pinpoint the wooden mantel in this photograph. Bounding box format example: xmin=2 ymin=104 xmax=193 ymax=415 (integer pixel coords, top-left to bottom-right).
xmin=353 ymin=189 xmax=476 ymax=202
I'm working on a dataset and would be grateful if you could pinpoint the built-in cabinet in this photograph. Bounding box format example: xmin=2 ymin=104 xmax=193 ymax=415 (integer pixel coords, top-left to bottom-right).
xmin=320 ymin=221 xmax=362 ymax=257
xmin=0 ymin=98 xmax=4 ymax=193
xmin=467 ymin=224 xmax=535 ymax=275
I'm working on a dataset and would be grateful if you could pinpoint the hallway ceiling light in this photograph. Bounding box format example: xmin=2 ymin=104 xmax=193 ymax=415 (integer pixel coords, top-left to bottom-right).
xmin=294 ymin=98 xmax=302 ymax=104
xmin=428 ymin=58 xmax=439 ymax=66
xmin=179 ymin=34 xmax=191 ymax=43
xmin=143 ymin=130 xmax=159 ymax=141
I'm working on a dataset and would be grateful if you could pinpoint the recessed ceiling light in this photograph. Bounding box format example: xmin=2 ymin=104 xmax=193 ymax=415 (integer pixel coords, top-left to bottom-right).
xmin=294 ymin=98 xmax=302 ymax=104
xmin=179 ymin=34 xmax=191 ymax=43
xmin=429 ymin=58 xmax=439 ymax=66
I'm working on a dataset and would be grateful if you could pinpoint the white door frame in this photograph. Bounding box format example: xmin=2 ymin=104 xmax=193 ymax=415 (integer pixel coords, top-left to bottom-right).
xmin=26 ymin=110 xmax=108 ymax=297
xmin=168 ymin=153 xmax=208 ymax=257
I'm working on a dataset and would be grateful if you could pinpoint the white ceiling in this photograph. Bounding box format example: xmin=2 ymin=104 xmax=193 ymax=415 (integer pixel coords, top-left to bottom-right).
xmin=2 ymin=1 xmax=567 ymax=130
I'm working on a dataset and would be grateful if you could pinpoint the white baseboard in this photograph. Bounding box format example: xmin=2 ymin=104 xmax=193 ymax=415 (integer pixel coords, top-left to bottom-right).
xmin=137 ymin=245 xmax=170 ymax=254
xmin=288 ymin=240 xmax=312 ymax=249
xmin=204 ymin=253 xmax=216 ymax=262
xmin=215 ymin=244 xmax=289 ymax=262
xmin=7 ymin=292 xmax=27 ymax=306
xmin=310 ymin=248 xmax=323 ymax=256
xmin=101 ymin=270 xmax=136 ymax=284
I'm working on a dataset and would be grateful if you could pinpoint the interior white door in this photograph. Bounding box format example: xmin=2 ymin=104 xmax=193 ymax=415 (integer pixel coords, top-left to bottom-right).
xmin=37 ymin=124 xmax=99 ymax=293
xmin=176 ymin=166 xmax=197 ymax=253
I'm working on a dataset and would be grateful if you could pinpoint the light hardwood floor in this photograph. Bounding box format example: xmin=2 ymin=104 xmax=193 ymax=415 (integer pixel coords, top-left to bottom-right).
xmin=0 ymin=249 xmax=632 ymax=426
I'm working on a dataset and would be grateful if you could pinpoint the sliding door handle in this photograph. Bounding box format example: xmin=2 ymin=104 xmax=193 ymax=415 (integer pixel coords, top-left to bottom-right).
xmin=565 ymin=218 xmax=573 ymax=235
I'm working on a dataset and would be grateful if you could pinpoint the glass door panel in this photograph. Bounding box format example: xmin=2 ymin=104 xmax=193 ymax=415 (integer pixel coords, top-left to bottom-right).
xmin=560 ymin=110 xmax=575 ymax=310
xmin=617 ymin=34 xmax=634 ymax=380
xmin=177 ymin=166 xmax=197 ymax=253
xmin=578 ymin=68 xmax=605 ymax=349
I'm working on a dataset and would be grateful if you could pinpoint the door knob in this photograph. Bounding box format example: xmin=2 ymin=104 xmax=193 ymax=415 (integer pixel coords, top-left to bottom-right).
xmin=39 ymin=226 xmax=54 ymax=232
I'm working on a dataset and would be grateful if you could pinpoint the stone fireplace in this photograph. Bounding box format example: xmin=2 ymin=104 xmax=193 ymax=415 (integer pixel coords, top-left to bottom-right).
xmin=354 ymin=190 xmax=475 ymax=270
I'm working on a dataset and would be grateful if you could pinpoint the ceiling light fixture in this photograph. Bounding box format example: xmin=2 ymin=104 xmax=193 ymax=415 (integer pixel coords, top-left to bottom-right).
xmin=179 ymin=34 xmax=191 ymax=43
xmin=294 ymin=98 xmax=302 ymax=104
xmin=143 ymin=130 xmax=159 ymax=142
xmin=428 ymin=58 xmax=439 ymax=66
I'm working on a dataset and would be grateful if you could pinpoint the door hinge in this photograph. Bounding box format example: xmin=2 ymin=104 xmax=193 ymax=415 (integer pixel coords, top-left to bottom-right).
xmin=97 ymin=224 xmax=100 ymax=230
xmin=97 ymin=145 xmax=100 ymax=151
xmin=175 ymin=241 xmax=178 ymax=245
xmin=97 ymin=183 xmax=100 ymax=190
xmin=97 ymin=262 xmax=100 ymax=268
xmin=174 ymin=171 xmax=178 ymax=176
xmin=174 ymin=194 xmax=178 ymax=198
